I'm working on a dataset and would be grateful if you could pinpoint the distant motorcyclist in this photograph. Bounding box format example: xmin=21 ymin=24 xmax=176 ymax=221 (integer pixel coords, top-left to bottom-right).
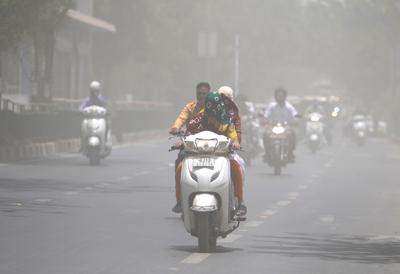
xmin=80 ymin=81 xmax=107 ymax=111
xmin=304 ymin=100 xmax=326 ymax=118
xmin=263 ymin=88 xmax=299 ymax=162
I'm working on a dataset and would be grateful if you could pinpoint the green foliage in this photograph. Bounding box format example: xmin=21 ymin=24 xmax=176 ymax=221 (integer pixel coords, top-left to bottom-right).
xmin=0 ymin=0 xmax=72 ymax=52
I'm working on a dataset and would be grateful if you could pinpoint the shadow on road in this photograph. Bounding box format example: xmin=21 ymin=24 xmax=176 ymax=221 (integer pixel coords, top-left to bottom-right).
xmin=249 ymin=233 xmax=400 ymax=264
xmin=170 ymin=245 xmax=242 ymax=254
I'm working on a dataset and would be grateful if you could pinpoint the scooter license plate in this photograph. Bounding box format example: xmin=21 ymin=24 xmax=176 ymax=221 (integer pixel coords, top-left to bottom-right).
xmin=193 ymin=158 xmax=215 ymax=168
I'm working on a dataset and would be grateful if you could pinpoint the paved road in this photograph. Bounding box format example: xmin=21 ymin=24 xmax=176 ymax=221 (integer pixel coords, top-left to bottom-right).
xmin=1 ymin=134 xmax=400 ymax=274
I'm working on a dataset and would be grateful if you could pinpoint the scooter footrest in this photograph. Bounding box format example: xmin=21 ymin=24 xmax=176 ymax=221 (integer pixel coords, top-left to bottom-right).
xmin=234 ymin=216 xmax=247 ymax=222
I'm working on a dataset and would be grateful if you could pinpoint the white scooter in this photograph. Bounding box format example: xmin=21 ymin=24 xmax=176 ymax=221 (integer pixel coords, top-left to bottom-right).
xmin=306 ymin=112 xmax=326 ymax=154
xmin=352 ymin=115 xmax=367 ymax=146
xmin=172 ymin=131 xmax=245 ymax=253
xmin=81 ymin=106 xmax=112 ymax=165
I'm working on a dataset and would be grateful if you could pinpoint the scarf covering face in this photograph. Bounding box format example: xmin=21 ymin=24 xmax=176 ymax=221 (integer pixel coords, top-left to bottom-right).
xmin=205 ymin=92 xmax=231 ymax=125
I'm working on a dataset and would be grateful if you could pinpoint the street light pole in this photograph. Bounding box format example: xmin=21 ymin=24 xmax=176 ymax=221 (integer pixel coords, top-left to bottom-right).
xmin=234 ymin=34 xmax=240 ymax=96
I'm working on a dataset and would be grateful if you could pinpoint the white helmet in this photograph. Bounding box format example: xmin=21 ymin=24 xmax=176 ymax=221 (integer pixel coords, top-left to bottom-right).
xmin=218 ymin=86 xmax=234 ymax=100
xmin=90 ymin=81 xmax=101 ymax=91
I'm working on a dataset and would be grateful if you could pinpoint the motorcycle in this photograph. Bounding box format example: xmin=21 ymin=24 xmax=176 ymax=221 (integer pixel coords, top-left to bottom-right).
xmin=352 ymin=115 xmax=367 ymax=146
xmin=239 ymin=114 xmax=261 ymax=166
xmin=265 ymin=122 xmax=291 ymax=175
xmin=306 ymin=112 xmax=325 ymax=154
xmin=81 ymin=106 xmax=112 ymax=165
xmin=170 ymin=131 xmax=245 ymax=253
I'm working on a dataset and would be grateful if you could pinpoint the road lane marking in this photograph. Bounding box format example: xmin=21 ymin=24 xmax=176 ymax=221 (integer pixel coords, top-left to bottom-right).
xmin=34 ymin=198 xmax=52 ymax=203
xmin=276 ymin=200 xmax=291 ymax=207
xmin=181 ymin=253 xmax=211 ymax=264
xmin=218 ymin=234 xmax=242 ymax=243
xmin=245 ymin=221 xmax=264 ymax=227
xmin=263 ymin=209 xmax=277 ymax=216
xmin=305 ymin=179 xmax=315 ymax=184
xmin=168 ymin=163 xmax=175 ymax=167
xmin=288 ymin=192 xmax=299 ymax=199
xmin=9 ymin=202 xmax=22 ymax=206
xmin=83 ymin=186 xmax=93 ymax=190
xmin=369 ymin=235 xmax=400 ymax=241
xmin=0 ymin=163 xmax=8 ymax=167
xmin=298 ymin=185 xmax=309 ymax=190
xmin=352 ymin=152 xmax=371 ymax=158
xmin=168 ymin=267 xmax=179 ymax=271
xmin=319 ymin=215 xmax=335 ymax=223
xmin=387 ymin=154 xmax=400 ymax=160
xmin=238 ymin=229 xmax=248 ymax=232
xmin=118 ymin=176 xmax=131 ymax=181
xmin=135 ymin=171 xmax=151 ymax=176
xmin=311 ymin=174 xmax=320 ymax=179
xmin=64 ymin=191 xmax=80 ymax=195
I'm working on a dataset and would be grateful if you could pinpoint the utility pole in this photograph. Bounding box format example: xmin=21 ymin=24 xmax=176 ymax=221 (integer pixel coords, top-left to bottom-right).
xmin=234 ymin=34 xmax=240 ymax=96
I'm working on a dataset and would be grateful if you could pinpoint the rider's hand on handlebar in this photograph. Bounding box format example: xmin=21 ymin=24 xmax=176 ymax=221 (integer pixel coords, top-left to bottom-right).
xmin=169 ymin=127 xmax=182 ymax=136
xmin=231 ymin=141 xmax=241 ymax=151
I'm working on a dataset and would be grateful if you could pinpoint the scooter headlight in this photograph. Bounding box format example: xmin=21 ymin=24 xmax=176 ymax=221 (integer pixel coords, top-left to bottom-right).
xmin=195 ymin=139 xmax=218 ymax=153
xmin=272 ymin=126 xmax=285 ymax=135
xmin=310 ymin=114 xmax=321 ymax=122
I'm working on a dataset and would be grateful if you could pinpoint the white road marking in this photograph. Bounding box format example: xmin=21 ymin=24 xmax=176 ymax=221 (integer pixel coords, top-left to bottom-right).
xmin=218 ymin=234 xmax=242 ymax=243
xmin=118 ymin=176 xmax=131 ymax=181
xmin=34 ymin=198 xmax=52 ymax=203
xmin=276 ymin=200 xmax=291 ymax=207
xmin=168 ymin=163 xmax=175 ymax=167
xmin=387 ymin=154 xmax=400 ymax=160
xmin=298 ymin=185 xmax=309 ymax=190
xmin=263 ymin=209 xmax=277 ymax=216
xmin=84 ymin=186 xmax=93 ymax=190
xmin=245 ymin=221 xmax=264 ymax=227
xmin=369 ymin=235 xmax=400 ymax=241
xmin=305 ymin=179 xmax=315 ymax=184
xmin=311 ymin=174 xmax=320 ymax=179
xmin=238 ymin=229 xmax=248 ymax=232
xmin=352 ymin=152 xmax=371 ymax=158
xmin=319 ymin=215 xmax=335 ymax=223
xmin=288 ymin=192 xmax=299 ymax=199
xmin=181 ymin=253 xmax=211 ymax=264
xmin=135 ymin=171 xmax=151 ymax=176
xmin=64 ymin=191 xmax=80 ymax=195
xmin=168 ymin=267 xmax=179 ymax=271
xmin=259 ymin=215 xmax=269 ymax=219
xmin=324 ymin=163 xmax=333 ymax=168
xmin=0 ymin=163 xmax=8 ymax=167
xmin=157 ymin=167 xmax=168 ymax=171
xmin=9 ymin=202 xmax=22 ymax=206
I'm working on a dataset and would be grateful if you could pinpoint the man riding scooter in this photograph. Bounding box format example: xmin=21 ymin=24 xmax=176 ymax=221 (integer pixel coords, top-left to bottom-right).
xmin=79 ymin=81 xmax=111 ymax=164
xmin=263 ymin=88 xmax=299 ymax=163
xmin=169 ymin=82 xmax=211 ymax=213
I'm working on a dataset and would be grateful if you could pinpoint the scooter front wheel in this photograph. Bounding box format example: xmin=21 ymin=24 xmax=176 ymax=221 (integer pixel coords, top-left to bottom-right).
xmin=197 ymin=212 xmax=215 ymax=253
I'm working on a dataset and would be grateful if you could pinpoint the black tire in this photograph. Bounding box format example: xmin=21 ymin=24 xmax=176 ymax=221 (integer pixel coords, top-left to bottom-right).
xmin=197 ymin=213 xmax=213 ymax=253
xmin=89 ymin=155 xmax=100 ymax=166
xmin=274 ymin=165 xmax=281 ymax=176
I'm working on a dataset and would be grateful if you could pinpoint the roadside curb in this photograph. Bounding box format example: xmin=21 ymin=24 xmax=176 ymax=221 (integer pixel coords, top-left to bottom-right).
xmin=0 ymin=130 xmax=167 ymax=162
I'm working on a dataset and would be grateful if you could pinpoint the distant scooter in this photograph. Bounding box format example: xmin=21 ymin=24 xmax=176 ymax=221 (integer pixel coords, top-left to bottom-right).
xmin=81 ymin=105 xmax=112 ymax=165
xmin=306 ymin=112 xmax=326 ymax=154
xmin=352 ymin=115 xmax=367 ymax=146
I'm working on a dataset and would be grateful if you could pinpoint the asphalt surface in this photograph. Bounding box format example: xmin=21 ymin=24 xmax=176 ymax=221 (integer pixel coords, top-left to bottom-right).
xmin=1 ymin=133 xmax=400 ymax=274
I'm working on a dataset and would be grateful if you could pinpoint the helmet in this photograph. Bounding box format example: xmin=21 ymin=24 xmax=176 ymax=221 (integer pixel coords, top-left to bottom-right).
xmin=218 ymin=86 xmax=234 ymax=100
xmin=90 ymin=81 xmax=101 ymax=92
